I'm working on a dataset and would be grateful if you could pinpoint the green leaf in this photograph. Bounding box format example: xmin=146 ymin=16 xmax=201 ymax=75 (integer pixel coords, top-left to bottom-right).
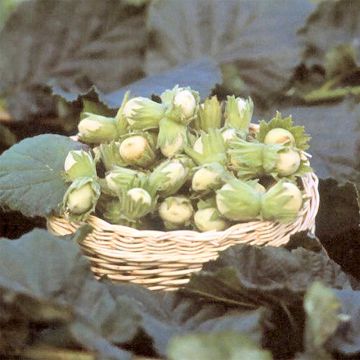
xmin=0 ymin=228 xmax=136 ymax=359
xmin=315 ymin=179 xmax=360 ymax=280
xmin=56 ymin=58 xmax=222 ymax=110
xmin=98 ymin=58 xmax=222 ymax=108
xmin=302 ymin=282 xmax=341 ymax=359
xmin=123 ymin=0 xmax=150 ymax=6
xmin=329 ymin=289 xmax=360 ymax=356
xmin=185 ymin=128 xmax=227 ymax=165
xmin=316 ymin=179 xmax=360 ymax=240
xmin=184 ymin=245 xmax=351 ymax=309
xmin=0 ymin=134 xmax=84 ymax=217
xmin=0 ymin=1 xmax=23 ymax=32
xmin=284 ymin=231 xmax=323 ymax=253
xmin=167 ymin=332 xmax=272 ymax=360
xmin=0 ymin=123 xmax=16 ymax=153
xmin=324 ymin=44 xmax=359 ymax=79
xmin=0 ymin=0 xmax=147 ymax=120
xmin=108 ymin=284 xmax=265 ymax=357
xmin=183 ymin=244 xmax=349 ymax=359
xmin=82 ymin=99 xmax=114 ymax=118
xmin=300 ymin=0 xmax=360 ymax=69
xmin=196 ymin=309 xmax=265 ymax=342
xmin=146 ymin=0 xmax=314 ymax=105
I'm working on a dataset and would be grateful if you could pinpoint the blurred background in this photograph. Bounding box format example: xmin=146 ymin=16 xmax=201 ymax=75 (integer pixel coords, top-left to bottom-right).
xmin=2 ymin=3 xmax=360 ymax=360
xmin=1 ymin=0 xmax=360 ymax=270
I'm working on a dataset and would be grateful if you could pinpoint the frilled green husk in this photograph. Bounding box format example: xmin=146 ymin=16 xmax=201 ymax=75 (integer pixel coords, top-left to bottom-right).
xmin=194 ymin=207 xmax=228 ymax=232
xmin=161 ymin=85 xmax=200 ymax=125
xmin=224 ymin=96 xmax=253 ymax=130
xmin=96 ymin=195 xmax=123 ymax=224
xmin=271 ymin=149 xmax=312 ymax=181
xmin=197 ymin=196 xmax=217 ymax=210
xmin=175 ymin=154 xmax=196 ymax=170
xmin=64 ymin=150 xmax=97 ymax=182
xmin=257 ymin=111 xmax=311 ymax=151
xmin=160 ymin=85 xmax=183 ymax=106
xmin=228 ymin=139 xmax=283 ymax=179
xmin=105 ymin=166 xmax=146 ymax=195
xmin=290 ymin=161 xmax=313 ymax=181
xmin=116 ymin=188 xmax=155 ymax=222
xmin=245 ymin=179 xmax=266 ymax=193
xmin=216 ymin=179 xmax=262 ymax=221
xmin=119 ymin=133 xmax=157 ymax=168
xmin=121 ymin=130 xmax=157 ymax=148
xmin=194 ymin=96 xmax=222 ymax=131
xmin=149 ymin=158 xmax=191 ymax=197
xmin=192 ymin=163 xmax=233 ymax=193
xmin=114 ymin=91 xmax=130 ymax=135
xmin=94 ymin=141 xmax=126 ymax=171
xmin=232 ymin=144 xmax=311 ymax=180
xmin=62 ymin=177 xmax=101 ymax=221
xmin=260 ymin=180 xmax=302 ymax=223
xmin=78 ymin=113 xmax=118 ymax=144
xmin=157 ymin=117 xmax=188 ymax=158
xmin=162 ymin=221 xmax=181 ymax=230
xmin=102 ymin=172 xmax=158 ymax=225
xmin=97 ymin=195 xmax=147 ymax=228
xmin=185 ymin=128 xmax=227 ymax=165
xmin=221 ymin=126 xmax=248 ymax=146
xmin=159 ymin=196 xmax=194 ymax=230
xmin=127 ymin=99 xmax=166 ymax=130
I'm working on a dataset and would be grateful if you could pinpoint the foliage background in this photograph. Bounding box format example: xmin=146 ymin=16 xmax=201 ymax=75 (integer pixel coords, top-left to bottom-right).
xmin=1 ymin=0 xmax=360 ymax=359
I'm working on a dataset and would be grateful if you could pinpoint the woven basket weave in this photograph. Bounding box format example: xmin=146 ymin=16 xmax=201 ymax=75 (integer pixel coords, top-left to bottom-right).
xmin=47 ymin=171 xmax=319 ymax=291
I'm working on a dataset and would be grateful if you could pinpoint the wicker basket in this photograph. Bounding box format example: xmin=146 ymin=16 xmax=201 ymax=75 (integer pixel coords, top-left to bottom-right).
xmin=47 ymin=170 xmax=319 ymax=291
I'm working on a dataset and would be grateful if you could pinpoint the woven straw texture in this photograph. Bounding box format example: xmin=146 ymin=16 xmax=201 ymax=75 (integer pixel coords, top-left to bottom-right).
xmin=47 ymin=171 xmax=319 ymax=291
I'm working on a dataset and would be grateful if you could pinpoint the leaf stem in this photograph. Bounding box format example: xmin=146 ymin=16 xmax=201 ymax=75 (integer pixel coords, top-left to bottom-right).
xmin=302 ymin=85 xmax=360 ymax=103
xmin=318 ymin=74 xmax=343 ymax=92
xmin=184 ymin=288 xmax=258 ymax=309
xmin=22 ymin=345 xmax=95 ymax=360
